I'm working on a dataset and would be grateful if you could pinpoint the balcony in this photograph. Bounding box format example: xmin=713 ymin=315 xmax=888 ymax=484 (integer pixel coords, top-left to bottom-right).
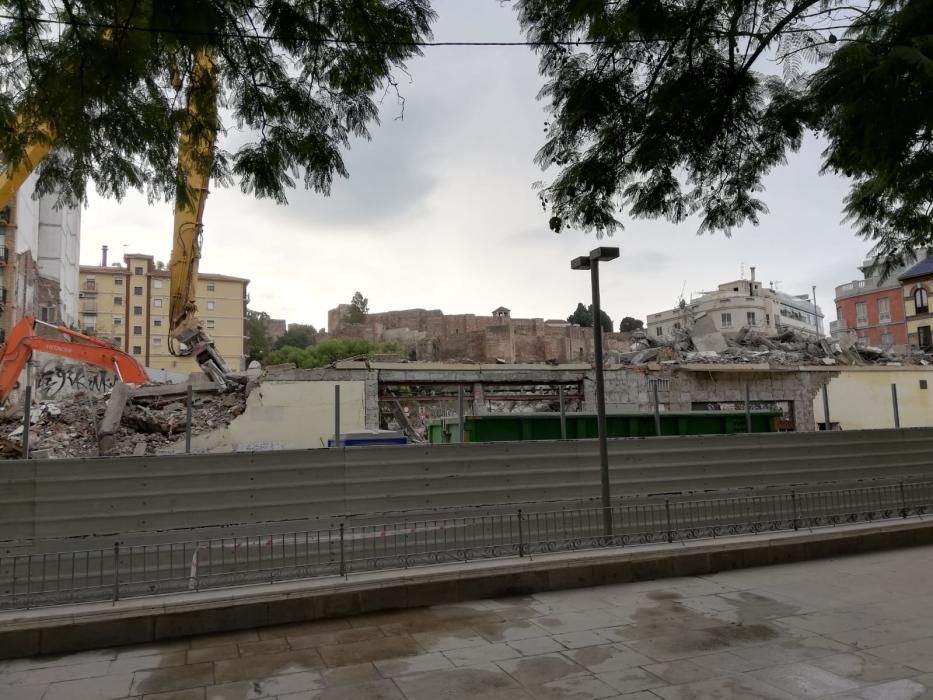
xmin=81 ymin=301 xmax=98 ymax=314
xmin=83 ymin=282 xmax=98 ymax=294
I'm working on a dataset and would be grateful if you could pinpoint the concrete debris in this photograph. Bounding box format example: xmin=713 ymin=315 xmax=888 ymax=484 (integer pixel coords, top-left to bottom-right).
xmin=618 ymin=324 xmax=933 ymax=369
xmin=0 ymin=384 xmax=247 ymax=459
xmin=690 ymin=315 xmax=729 ymax=353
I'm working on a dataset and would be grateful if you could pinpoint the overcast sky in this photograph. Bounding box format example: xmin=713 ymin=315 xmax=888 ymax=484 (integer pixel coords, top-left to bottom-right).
xmin=80 ymin=0 xmax=868 ymax=331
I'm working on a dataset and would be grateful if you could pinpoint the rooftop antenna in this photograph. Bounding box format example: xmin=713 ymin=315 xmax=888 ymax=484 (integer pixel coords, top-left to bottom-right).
xmin=677 ymin=280 xmax=687 ymax=306
xmin=740 ymin=261 xmax=745 ymax=280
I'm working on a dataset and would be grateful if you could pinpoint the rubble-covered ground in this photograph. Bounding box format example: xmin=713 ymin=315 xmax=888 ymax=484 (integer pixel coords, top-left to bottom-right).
xmin=621 ymin=321 xmax=933 ymax=368
xmin=0 ymin=385 xmax=247 ymax=459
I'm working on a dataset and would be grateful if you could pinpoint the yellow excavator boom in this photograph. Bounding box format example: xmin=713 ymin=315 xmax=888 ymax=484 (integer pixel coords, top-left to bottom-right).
xmin=0 ymin=51 xmax=230 ymax=386
xmin=0 ymin=122 xmax=54 ymax=210
xmin=167 ymin=48 xmax=229 ymax=387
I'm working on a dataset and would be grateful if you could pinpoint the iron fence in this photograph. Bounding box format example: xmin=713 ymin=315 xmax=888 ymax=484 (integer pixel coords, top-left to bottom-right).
xmin=1 ymin=480 xmax=931 ymax=611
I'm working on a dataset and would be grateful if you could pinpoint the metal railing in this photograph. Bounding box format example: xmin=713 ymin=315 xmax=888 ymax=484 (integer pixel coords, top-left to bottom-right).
xmin=2 ymin=480 xmax=932 ymax=612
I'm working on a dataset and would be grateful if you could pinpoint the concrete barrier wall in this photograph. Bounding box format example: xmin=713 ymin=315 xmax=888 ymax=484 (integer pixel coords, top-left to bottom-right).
xmin=3 ymin=428 xmax=933 ymax=543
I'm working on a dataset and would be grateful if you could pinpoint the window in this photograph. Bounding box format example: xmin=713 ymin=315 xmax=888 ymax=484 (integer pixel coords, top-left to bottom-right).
xmin=655 ymin=326 xmax=663 ymax=337
xmin=765 ymin=314 xmax=770 ymax=326
xmin=153 ymin=279 xmax=163 ymax=289
xmin=133 ymin=326 xmax=142 ymax=336
xmin=153 ymin=298 xmax=163 ymax=308
xmin=878 ymin=298 xmax=891 ymax=323
xmin=921 ymin=380 xmax=929 ymax=390
xmin=880 ymin=332 xmax=894 ymax=347
xmin=113 ymin=317 xmax=122 ymax=327
xmin=40 ymin=307 xmax=55 ymax=323
xmin=113 ymin=336 xmax=121 ymax=344
xmin=132 ymin=345 xmax=142 ymax=354
xmin=673 ymin=322 xmax=681 ymax=330
xmin=85 ymin=278 xmax=96 ymax=291
xmin=133 ymin=305 xmax=142 ymax=315
xmin=114 ymin=296 xmax=123 ymax=306
xmin=746 ymin=311 xmax=756 ymax=325
xmin=919 ymin=325 xmax=933 ymax=351
xmin=207 ymin=283 xmax=215 ymax=292
xmin=914 ymin=287 xmax=929 ymax=314
xmin=856 ymin=302 xmax=868 ymax=327
xmin=134 ymin=266 xmax=143 ymax=275
xmin=206 ymin=319 xmax=215 ymax=329
xmin=721 ymin=312 xmax=732 ymax=328
xmin=206 ymin=301 xmax=215 ymax=311
xmin=134 ymin=286 xmax=143 ymax=296
xmin=114 ymin=278 xmax=123 ymax=286
xmin=152 ymin=337 xmax=162 ymax=347
xmin=153 ymin=319 xmax=162 ymax=327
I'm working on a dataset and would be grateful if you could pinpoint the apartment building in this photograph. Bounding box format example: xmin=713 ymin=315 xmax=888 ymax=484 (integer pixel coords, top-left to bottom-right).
xmin=899 ymin=257 xmax=933 ymax=351
xmin=831 ymin=257 xmax=909 ymax=349
xmin=647 ymin=268 xmax=824 ymax=340
xmin=0 ymin=172 xmax=81 ymax=339
xmin=79 ymin=249 xmax=249 ymax=372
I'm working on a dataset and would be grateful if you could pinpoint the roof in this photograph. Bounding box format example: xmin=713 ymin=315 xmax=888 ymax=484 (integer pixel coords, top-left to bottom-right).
xmin=80 ymin=265 xmax=127 ymax=275
xmin=149 ymin=270 xmax=250 ymax=283
xmin=492 ymin=306 xmax=511 ymax=313
xmin=898 ymin=257 xmax=933 ymax=282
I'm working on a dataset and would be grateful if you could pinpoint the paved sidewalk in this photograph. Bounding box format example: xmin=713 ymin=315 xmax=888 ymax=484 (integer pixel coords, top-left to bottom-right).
xmin=3 ymin=545 xmax=933 ymax=699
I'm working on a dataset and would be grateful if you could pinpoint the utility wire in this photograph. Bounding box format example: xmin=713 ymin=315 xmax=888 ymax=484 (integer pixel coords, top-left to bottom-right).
xmin=0 ymin=11 xmax=877 ymax=47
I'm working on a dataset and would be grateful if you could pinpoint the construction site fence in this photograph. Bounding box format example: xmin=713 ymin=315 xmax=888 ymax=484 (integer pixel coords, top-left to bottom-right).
xmin=4 ymin=428 xmax=933 ymax=542
xmin=2 ymin=479 xmax=933 ymax=611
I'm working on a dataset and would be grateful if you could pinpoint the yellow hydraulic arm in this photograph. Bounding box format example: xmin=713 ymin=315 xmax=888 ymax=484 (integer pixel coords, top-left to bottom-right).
xmin=0 ymin=122 xmax=53 ymax=210
xmin=167 ymin=48 xmax=229 ymax=387
xmin=0 ymin=49 xmax=230 ymax=386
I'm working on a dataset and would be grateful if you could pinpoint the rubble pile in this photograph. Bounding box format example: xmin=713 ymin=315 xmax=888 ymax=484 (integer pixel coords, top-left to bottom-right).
xmin=0 ymin=385 xmax=247 ymax=459
xmin=622 ymin=318 xmax=933 ymax=368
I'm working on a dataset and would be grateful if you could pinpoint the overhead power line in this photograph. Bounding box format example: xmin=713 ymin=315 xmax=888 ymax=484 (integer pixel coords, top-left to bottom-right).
xmin=0 ymin=11 xmax=873 ymax=48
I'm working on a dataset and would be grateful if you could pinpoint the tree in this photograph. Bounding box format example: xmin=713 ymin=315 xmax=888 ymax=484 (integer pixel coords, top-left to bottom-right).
xmin=619 ymin=317 xmax=644 ymax=333
xmin=265 ymin=337 xmax=400 ymax=368
xmin=246 ymin=310 xmax=272 ymax=363
xmin=567 ymin=303 xmax=612 ymax=332
xmin=0 ymin=2 xmax=436 ymax=207
xmin=274 ymin=323 xmax=318 ymax=351
xmin=516 ymin=0 xmax=932 ymax=267
xmin=346 ymin=291 xmax=369 ymax=324
xmin=567 ymin=302 xmax=591 ymax=327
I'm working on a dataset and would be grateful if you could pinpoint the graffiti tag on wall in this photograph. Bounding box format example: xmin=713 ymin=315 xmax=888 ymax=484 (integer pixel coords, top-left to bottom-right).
xmin=36 ymin=360 xmax=117 ymax=399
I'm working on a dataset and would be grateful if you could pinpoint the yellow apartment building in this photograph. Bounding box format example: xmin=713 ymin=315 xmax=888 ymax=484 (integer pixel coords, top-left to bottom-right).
xmin=899 ymin=257 xmax=933 ymax=351
xmin=79 ymin=251 xmax=249 ymax=372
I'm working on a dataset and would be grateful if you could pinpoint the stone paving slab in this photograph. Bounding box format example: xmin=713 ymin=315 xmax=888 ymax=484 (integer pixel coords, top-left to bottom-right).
xmin=5 ymin=545 xmax=933 ymax=698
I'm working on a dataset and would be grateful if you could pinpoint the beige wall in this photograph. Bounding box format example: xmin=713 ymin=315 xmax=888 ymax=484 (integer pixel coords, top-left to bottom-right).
xmin=814 ymin=368 xmax=933 ymax=430
xmin=185 ymin=380 xmax=366 ymax=452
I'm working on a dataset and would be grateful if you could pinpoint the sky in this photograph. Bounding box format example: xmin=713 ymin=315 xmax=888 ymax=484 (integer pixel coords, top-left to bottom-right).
xmin=79 ymin=1 xmax=870 ymax=331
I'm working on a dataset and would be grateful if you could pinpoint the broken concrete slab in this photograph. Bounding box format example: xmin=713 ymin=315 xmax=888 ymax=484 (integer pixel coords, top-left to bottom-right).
xmin=98 ymin=382 xmax=131 ymax=454
xmin=690 ymin=314 xmax=729 ymax=353
xmin=632 ymin=348 xmax=659 ymax=364
xmin=129 ymin=383 xmax=220 ymax=400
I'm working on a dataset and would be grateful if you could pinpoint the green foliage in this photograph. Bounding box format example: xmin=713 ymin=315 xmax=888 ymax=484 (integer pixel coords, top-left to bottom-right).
xmin=273 ymin=323 xmax=319 ymax=350
xmin=246 ymin=309 xmax=272 ymax=363
xmin=619 ymin=316 xmax=644 ymax=333
xmin=808 ymin=0 xmax=933 ymax=274
xmin=567 ymin=302 xmax=612 ymax=332
xmin=346 ymin=290 xmax=369 ymax=323
xmin=517 ymin=0 xmax=933 ymax=263
xmin=0 ymin=1 xmax=436 ymax=206
xmin=265 ymin=337 xmax=399 ymax=368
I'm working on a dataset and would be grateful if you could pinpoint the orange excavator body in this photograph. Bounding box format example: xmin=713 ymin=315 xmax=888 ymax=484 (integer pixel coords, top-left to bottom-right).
xmin=0 ymin=317 xmax=149 ymax=403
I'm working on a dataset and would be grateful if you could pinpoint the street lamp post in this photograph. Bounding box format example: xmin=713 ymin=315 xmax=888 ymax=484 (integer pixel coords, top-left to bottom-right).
xmin=571 ymin=246 xmax=619 ymax=536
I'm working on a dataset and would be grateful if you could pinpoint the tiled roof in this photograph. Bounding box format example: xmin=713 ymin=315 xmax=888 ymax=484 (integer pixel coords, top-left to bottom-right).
xmin=899 ymin=257 xmax=933 ymax=282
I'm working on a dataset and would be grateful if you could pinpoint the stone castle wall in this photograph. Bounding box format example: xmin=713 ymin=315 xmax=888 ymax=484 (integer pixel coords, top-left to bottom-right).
xmin=327 ymin=304 xmax=632 ymax=363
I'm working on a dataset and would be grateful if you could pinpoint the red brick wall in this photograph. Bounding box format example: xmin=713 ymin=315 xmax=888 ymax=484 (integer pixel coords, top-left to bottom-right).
xmin=835 ymin=288 xmax=908 ymax=346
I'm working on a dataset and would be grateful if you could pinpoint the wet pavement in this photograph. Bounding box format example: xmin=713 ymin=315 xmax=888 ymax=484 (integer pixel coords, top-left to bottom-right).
xmin=3 ymin=545 xmax=933 ymax=699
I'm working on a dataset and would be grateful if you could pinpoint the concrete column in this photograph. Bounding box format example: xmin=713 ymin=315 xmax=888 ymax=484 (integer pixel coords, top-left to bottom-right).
xmin=364 ymin=376 xmax=380 ymax=430
xmin=472 ymin=382 xmax=487 ymax=416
